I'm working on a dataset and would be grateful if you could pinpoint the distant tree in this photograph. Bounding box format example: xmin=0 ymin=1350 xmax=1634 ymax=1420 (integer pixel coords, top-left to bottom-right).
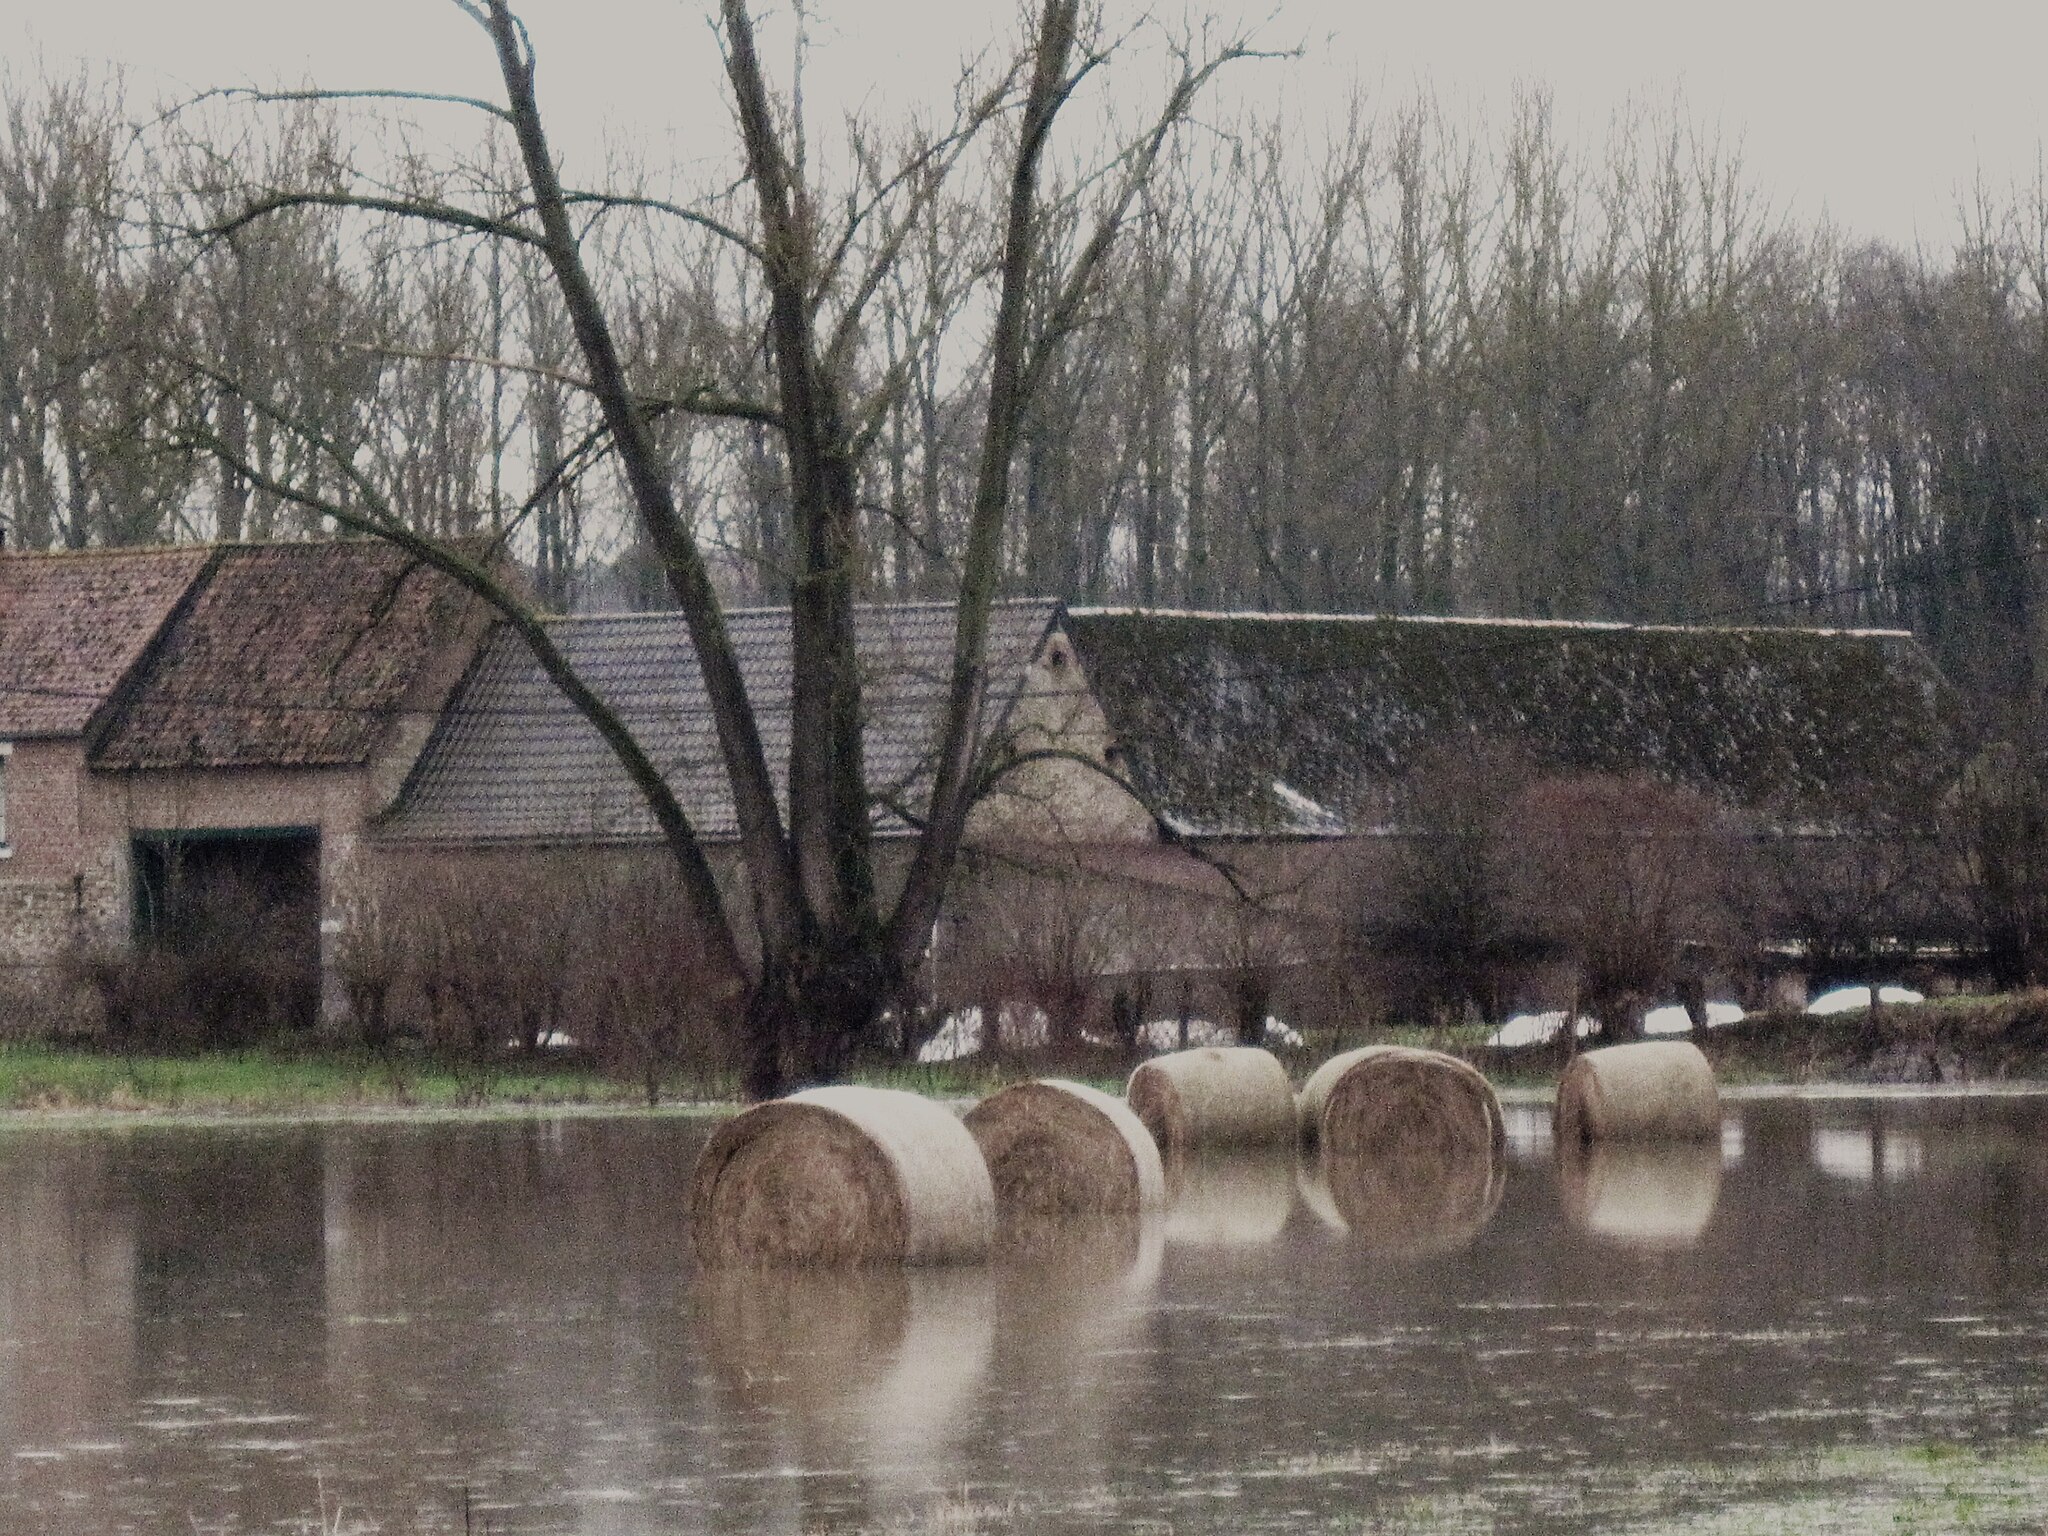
xmin=1940 ymin=742 xmax=2048 ymax=987
xmin=1376 ymin=737 xmax=1540 ymax=1026
xmin=1506 ymin=772 xmax=1751 ymax=1039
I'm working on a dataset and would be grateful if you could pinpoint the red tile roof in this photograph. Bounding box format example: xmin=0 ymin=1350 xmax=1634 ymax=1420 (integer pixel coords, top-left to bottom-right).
xmin=0 ymin=548 xmax=214 ymax=738
xmin=91 ymin=542 xmax=472 ymax=769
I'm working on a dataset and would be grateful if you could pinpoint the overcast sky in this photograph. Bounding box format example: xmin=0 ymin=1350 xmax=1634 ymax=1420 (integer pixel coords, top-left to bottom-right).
xmin=5 ymin=0 xmax=2041 ymax=251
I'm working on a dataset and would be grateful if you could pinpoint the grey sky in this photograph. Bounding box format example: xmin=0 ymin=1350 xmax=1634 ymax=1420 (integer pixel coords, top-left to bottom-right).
xmin=6 ymin=0 xmax=2041 ymax=250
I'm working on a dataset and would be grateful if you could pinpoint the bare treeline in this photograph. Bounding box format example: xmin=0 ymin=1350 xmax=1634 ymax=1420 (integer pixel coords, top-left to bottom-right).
xmin=4 ymin=70 xmax=2047 ymax=733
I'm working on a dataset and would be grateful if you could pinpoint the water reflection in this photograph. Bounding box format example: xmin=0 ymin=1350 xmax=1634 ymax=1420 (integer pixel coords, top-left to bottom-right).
xmin=696 ymin=1262 xmax=994 ymax=1517
xmin=0 ymin=1099 xmax=2045 ymax=1533
xmin=1557 ymin=1140 xmax=1722 ymax=1251
xmin=0 ymin=1135 xmax=135 ymax=1459
xmin=1160 ymin=1149 xmax=1297 ymax=1246
xmin=1297 ymin=1146 xmax=1505 ymax=1259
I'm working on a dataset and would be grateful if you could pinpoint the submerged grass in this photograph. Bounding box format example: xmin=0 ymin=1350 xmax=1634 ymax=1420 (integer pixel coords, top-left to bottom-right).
xmin=1335 ymin=1440 xmax=2048 ymax=1536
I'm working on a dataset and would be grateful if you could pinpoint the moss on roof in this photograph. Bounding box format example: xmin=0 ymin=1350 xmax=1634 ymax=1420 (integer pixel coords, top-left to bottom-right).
xmin=1061 ymin=609 xmax=1962 ymax=837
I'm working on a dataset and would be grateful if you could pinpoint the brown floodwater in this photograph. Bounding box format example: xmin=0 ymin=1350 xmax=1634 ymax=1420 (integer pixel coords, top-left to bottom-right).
xmin=1 ymin=1093 xmax=2045 ymax=1534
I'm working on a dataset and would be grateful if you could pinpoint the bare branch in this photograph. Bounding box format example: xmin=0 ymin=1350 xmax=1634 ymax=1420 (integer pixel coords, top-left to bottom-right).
xmin=204 ymin=190 xmax=545 ymax=247
xmin=558 ymin=191 xmax=764 ymax=262
xmin=223 ymin=85 xmax=515 ymax=123
xmin=336 ymin=340 xmax=783 ymax=426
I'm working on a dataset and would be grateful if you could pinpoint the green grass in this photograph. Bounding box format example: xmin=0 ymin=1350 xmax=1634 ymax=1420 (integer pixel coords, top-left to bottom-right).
xmin=0 ymin=1041 xmax=733 ymax=1117
xmin=0 ymin=1041 xmax=1136 ymax=1118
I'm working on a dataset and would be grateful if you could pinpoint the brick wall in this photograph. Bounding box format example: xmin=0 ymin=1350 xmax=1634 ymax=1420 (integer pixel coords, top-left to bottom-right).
xmin=0 ymin=740 xmax=114 ymax=971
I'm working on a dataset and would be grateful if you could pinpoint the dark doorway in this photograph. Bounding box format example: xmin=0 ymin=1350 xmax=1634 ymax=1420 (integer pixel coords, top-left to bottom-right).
xmin=130 ymin=829 xmax=322 ymax=1041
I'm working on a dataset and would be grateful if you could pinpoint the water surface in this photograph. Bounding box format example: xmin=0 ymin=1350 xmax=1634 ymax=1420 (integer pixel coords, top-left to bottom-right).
xmin=2 ymin=1095 xmax=2045 ymax=1533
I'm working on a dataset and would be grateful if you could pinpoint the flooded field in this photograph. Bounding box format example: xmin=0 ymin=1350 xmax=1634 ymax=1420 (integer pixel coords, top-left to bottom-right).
xmin=1 ymin=1093 xmax=2045 ymax=1534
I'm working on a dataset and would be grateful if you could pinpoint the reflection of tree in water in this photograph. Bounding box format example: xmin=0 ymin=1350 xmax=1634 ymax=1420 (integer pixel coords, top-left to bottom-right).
xmin=694 ymin=1265 xmax=996 ymax=1532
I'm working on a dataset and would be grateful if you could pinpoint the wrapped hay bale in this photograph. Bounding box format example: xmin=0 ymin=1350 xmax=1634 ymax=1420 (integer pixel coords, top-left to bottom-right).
xmin=1161 ymin=1149 xmax=1297 ymax=1246
xmin=1297 ymin=1044 xmax=1505 ymax=1161
xmin=1555 ymin=1040 xmax=1721 ymax=1145
xmin=964 ymin=1079 xmax=1166 ymax=1219
xmin=1558 ymin=1140 xmax=1721 ymax=1250
xmin=1297 ymin=1142 xmax=1506 ymax=1259
xmin=690 ymin=1085 xmax=994 ymax=1267
xmin=1125 ymin=1046 xmax=1295 ymax=1157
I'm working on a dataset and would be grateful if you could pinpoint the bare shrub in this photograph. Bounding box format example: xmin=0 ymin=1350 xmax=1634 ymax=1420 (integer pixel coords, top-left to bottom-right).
xmin=577 ymin=864 xmax=740 ymax=1103
xmin=1376 ymin=738 xmax=1542 ymax=1027
xmin=331 ymin=862 xmax=414 ymax=1052
xmin=391 ymin=856 xmax=594 ymax=1101
xmin=1939 ymin=742 xmax=2048 ymax=987
xmin=1759 ymin=801 xmax=1946 ymax=991
xmin=936 ymin=862 xmax=1140 ymax=1057
xmin=86 ymin=866 xmax=315 ymax=1050
xmin=1505 ymin=772 xmax=1753 ymax=1040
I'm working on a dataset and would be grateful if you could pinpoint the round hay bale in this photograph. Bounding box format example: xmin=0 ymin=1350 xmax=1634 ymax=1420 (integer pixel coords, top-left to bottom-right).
xmin=964 ymin=1078 xmax=1166 ymax=1220
xmin=1558 ymin=1140 xmax=1721 ymax=1250
xmin=1125 ymin=1046 xmax=1295 ymax=1157
xmin=690 ymin=1085 xmax=994 ymax=1267
xmin=1161 ymin=1149 xmax=1297 ymax=1246
xmin=1298 ymin=1141 xmax=1505 ymax=1260
xmin=1555 ymin=1040 xmax=1721 ymax=1145
xmin=1297 ymin=1044 xmax=1505 ymax=1162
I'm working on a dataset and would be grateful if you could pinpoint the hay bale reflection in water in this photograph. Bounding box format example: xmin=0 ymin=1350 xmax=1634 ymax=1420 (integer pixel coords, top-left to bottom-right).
xmin=1160 ymin=1148 xmax=1298 ymax=1247
xmin=694 ymin=1262 xmax=996 ymax=1506
xmin=689 ymin=1086 xmax=995 ymax=1266
xmin=1557 ymin=1139 xmax=1722 ymax=1250
xmin=1297 ymin=1140 xmax=1506 ymax=1260
xmin=965 ymin=1078 xmax=1165 ymax=1220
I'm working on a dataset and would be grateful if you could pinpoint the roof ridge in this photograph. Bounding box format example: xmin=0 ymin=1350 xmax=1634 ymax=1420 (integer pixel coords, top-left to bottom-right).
xmin=1064 ymin=605 xmax=1915 ymax=640
xmin=535 ymin=595 xmax=1061 ymax=624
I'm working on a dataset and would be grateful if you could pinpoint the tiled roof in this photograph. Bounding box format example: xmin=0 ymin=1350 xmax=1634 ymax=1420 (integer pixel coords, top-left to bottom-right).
xmin=0 ymin=548 xmax=213 ymax=739
xmin=1063 ymin=608 xmax=1961 ymax=837
xmin=91 ymin=542 xmax=471 ymax=769
xmin=383 ymin=599 xmax=1061 ymax=843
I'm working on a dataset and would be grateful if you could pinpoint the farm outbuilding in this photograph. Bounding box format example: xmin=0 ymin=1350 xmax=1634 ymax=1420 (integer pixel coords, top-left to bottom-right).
xmin=0 ymin=541 xmax=484 ymax=1032
xmin=0 ymin=543 xmax=1969 ymax=1045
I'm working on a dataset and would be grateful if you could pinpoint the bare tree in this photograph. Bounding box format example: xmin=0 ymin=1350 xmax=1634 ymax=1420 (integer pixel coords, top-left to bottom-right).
xmin=170 ymin=0 xmax=1255 ymax=1096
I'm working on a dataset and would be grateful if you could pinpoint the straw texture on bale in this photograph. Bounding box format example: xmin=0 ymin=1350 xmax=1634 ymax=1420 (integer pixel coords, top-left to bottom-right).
xmin=1297 ymin=1045 xmax=1505 ymax=1160
xmin=690 ymin=1086 xmax=995 ymax=1267
xmin=1160 ymin=1149 xmax=1297 ymax=1246
xmin=1555 ymin=1040 xmax=1721 ymax=1145
xmin=1558 ymin=1141 xmax=1722 ymax=1250
xmin=1125 ymin=1046 xmax=1296 ymax=1158
xmin=964 ymin=1079 xmax=1166 ymax=1219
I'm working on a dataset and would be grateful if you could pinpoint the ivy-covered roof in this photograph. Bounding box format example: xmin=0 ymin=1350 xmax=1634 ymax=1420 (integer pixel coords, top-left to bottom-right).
xmin=1062 ymin=608 xmax=1962 ymax=837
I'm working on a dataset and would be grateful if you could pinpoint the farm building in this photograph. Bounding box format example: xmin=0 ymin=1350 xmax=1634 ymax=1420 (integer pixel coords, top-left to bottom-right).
xmin=0 ymin=542 xmax=484 ymax=1030
xmin=0 ymin=541 xmax=1969 ymax=1042
xmin=1055 ymin=607 xmax=1965 ymax=1027
xmin=378 ymin=600 xmax=1963 ymax=1043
